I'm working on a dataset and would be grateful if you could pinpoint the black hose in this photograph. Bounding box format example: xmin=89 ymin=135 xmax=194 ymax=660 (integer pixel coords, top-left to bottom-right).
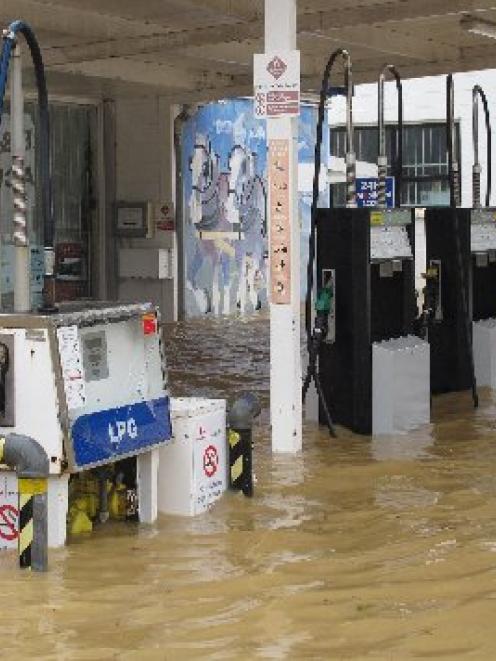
xmin=473 ymin=85 xmax=492 ymax=207
xmin=4 ymin=21 xmax=53 ymax=252
xmin=305 ymin=48 xmax=351 ymax=347
xmin=377 ymin=64 xmax=403 ymax=207
xmin=447 ymin=74 xmax=456 ymax=208
xmin=447 ymin=75 xmax=478 ymax=408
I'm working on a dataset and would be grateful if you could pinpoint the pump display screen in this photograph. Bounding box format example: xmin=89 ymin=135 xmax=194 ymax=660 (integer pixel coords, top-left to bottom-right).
xmin=82 ymin=331 xmax=109 ymax=382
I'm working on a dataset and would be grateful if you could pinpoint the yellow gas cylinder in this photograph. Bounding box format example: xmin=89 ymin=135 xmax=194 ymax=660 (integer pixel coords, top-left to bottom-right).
xmin=109 ymin=483 xmax=127 ymax=520
xmin=68 ymin=497 xmax=93 ymax=535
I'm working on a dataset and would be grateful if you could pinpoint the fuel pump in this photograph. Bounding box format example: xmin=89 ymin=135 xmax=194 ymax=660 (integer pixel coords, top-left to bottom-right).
xmin=308 ymin=56 xmax=422 ymax=436
xmin=302 ymin=47 xmax=353 ymax=437
xmin=0 ymin=21 xmax=172 ymax=548
xmin=424 ymin=75 xmax=485 ymax=405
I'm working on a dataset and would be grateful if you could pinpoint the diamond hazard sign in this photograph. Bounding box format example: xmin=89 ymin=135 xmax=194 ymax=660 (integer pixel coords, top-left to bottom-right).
xmin=267 ymin=56 xmax=287 ymax=79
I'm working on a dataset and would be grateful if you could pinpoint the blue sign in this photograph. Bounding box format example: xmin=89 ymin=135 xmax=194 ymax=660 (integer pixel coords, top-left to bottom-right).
xmin=71 ymin=396 xmax=172 ymax=469
xmin=356 ymin=177 xmax=395 ymax=208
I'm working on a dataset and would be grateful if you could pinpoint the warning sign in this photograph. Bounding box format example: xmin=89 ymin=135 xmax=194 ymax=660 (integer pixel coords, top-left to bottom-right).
xmin=254 ymin=50 xmax=300 ymax=118
xmin=0 ymin=504 xmax=18 ymax=541
xmin=203 ymin=445 xmax=219 ymax=478
xmin=267 ymin=56 xmax=287 ymax=79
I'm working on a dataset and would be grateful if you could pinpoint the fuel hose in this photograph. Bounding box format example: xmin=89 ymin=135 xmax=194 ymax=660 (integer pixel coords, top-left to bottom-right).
xmin=472 ymin=84 xmax=491 ymax=209
xmin=447 ymin=74 xmax=478 ymax=408
xmin=305 ymin=48 xmax=353 ymax=348
xmin=0 ymin=21 xmax=54 ymax=303
xmin=377 ymin=64 xmax=403 ymax=208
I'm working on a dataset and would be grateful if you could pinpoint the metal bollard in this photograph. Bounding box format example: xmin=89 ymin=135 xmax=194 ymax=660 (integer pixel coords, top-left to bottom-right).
xmin=0 ymin=434 xmax=49 ymax=571
xmin=18 ymin=477 xmax=47 ymax=570
xmin=228 ymin=393 xmax=261 ymax=497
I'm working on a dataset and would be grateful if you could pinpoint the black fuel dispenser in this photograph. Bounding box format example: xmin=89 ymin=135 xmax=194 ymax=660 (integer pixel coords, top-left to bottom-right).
xmin=306 ymin=56 xmax=417 ymax=435
xmin=423 ymin=75 xmax=493 ymax=405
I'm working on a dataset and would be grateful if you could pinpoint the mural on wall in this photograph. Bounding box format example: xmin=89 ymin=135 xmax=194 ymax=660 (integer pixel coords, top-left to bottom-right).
xmin=183 ymin=99 xmax=267 ymax=316
xmin=182 ymin=99 xmax=327 ymax=317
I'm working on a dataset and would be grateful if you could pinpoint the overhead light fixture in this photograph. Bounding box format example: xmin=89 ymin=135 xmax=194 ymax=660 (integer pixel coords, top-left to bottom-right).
xmin=461 ymin=16 xmax=496 ymax=40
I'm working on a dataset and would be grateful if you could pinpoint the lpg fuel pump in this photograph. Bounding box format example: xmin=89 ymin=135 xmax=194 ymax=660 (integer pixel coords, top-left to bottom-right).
xmin=0 ymin=21 xmax=172 ymax=548
xmin=309 ymin=58 xmax=421 ymax=435
xmin=423 ymin=75 xmax=486 ymax=405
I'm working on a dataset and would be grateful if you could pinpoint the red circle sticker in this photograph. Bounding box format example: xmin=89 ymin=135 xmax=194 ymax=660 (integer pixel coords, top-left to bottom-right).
xmin=203 ymin=445 xmax=219 ymax=478
xmin=0 ymin=504 xmax=18 ymax=541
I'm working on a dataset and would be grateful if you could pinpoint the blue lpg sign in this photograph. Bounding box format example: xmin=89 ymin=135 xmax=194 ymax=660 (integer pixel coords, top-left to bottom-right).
xmin=70 ymin=396 xmax=172 ymax=469
xmin=356 ymin=177 xmax=395 ymax=208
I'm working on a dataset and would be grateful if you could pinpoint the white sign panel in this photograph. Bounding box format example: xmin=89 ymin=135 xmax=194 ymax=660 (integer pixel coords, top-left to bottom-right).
xmin=57 ymin=325 xmax=87 ymax=410
xmin=254 ymin=50 xmax=300 ymax=118
xmin=193 ymin=412 xmax=227 ymax=515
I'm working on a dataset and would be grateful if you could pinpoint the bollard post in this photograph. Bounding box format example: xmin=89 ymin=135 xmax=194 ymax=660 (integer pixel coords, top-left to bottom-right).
xmin=0 ymin=434 xmax=49 ymax=571
xmin=18 ymin=477 xmax=47 ymax=571
xmin=228 ymin=393 xmax=261 ymax=497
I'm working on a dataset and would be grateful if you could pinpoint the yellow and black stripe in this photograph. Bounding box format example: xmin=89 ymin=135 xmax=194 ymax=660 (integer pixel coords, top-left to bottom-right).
xmin=18 ymin=478 xmax=47 ymax=570
xmin=228 ymin=430 xmax=243 ymax=489
xmin=228 ymin=428 xmax=253 ymax=496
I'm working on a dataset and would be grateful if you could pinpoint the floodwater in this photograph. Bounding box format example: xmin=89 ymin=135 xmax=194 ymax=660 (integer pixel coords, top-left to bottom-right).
xmin=2 ymin=313 xmax=496 ymax=659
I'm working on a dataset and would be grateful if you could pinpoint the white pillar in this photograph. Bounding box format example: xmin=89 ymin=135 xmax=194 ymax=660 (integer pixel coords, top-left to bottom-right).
xmin=47 ymin=474 xmax=69 ymax=548
xmin=11 ymin=44 xmax=30 ymax=313
xmin=265 ymin=0 xmax=302 ymax=453
xmin=137 ymin=448 xmax=159 ymax=524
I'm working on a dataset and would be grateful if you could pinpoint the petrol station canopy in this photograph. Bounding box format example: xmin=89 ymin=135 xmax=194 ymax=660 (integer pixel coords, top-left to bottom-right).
xmin=5 ymin=0 xmax=496 ymax=101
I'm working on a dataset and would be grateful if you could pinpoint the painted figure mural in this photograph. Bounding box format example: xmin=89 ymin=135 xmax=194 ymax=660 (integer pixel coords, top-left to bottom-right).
xmin=183 ymin=100 xmax=267 ymax=316
xmin=182 ymin=100 xmax=326 ymax=317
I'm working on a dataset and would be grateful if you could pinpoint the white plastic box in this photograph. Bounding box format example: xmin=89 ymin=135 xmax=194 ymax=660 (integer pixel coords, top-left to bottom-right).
xmin=473 ymin=318 xmax=496 ymax=389
xmin=372 ymin=335 xmax=430 ymax=435
xmin=157 ymin=398 xmax=227 ymax=516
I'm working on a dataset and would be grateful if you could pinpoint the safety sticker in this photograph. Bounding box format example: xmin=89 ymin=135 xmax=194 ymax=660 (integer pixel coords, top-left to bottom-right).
xmin=203 ymin=445 xmax=219 ymax=478
xmin=370 ymin=210 xmax=385 ymax=226
xmin=0 ymin=504 xmax=18 ymax=541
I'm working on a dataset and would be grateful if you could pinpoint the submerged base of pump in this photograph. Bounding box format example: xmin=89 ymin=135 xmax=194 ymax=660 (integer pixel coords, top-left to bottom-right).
xmin=0 ymin=450 xmax=159 ymax=550
xmin=372 ymin=336 xmax=430 ymax=435
xmin=473 ymin=318 xmax=496 ymax=389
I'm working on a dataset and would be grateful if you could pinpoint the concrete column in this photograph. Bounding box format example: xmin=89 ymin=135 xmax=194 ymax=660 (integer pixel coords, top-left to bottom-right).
xmin=265 ymin=0 xmax=302 ymax=453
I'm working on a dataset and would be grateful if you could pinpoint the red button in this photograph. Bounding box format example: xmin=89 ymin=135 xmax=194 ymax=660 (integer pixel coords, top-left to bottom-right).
xmin=142 ymin=314 xmax=157 ymax=335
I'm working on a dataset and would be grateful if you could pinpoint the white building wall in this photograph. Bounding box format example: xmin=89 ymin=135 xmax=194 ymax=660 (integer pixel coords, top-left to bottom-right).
xmin=114 ymin=97 xmax=178 ymax=321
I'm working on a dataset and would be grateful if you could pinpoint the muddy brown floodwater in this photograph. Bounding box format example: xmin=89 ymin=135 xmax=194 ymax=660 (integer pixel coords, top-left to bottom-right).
xmin=2 ymin=313 xmax=496 ymax=659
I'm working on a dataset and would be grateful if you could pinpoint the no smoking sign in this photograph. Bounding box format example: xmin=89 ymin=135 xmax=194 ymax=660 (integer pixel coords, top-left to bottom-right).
xmin=0 ymin=504 xmax=18 ymax=541
xmin=203 ymin=445 xmax=219 ymax=478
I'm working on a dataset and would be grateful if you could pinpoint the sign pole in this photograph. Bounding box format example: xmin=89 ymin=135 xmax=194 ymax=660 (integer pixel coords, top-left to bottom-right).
xmin=262 ymin=0 xmax=302 ymax=453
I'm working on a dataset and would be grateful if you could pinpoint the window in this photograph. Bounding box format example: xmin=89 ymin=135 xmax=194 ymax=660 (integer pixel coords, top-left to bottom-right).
xmin=0 ymin=102 xmax=97 ymax=307
xmin=329 ymin=123 xmax=460 ymax=207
